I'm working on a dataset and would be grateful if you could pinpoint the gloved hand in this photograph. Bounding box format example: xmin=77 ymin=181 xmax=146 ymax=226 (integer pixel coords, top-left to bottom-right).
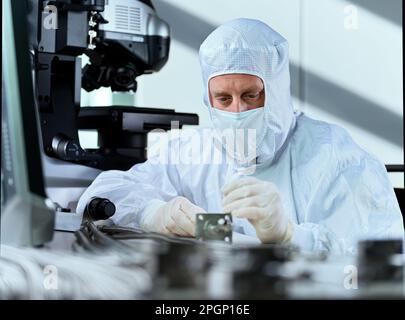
xmin=222 ymin=177 xmax=293 ymax=244
xmin=140 ymin=196 xmax=205 ymax=237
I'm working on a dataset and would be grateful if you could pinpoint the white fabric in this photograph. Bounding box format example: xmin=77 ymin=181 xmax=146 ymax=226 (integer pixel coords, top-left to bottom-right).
xmin=199 ymin=18 xmax=296 ymax=166
xmin=77 ymin=19 xmax=404 ymax=255
xmin=210 ymin=107 xmax=266 ymax=164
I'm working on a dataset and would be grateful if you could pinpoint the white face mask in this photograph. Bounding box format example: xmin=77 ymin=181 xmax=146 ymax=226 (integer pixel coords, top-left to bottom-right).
xmin=210 ymin=107 xmax=267 ymax=164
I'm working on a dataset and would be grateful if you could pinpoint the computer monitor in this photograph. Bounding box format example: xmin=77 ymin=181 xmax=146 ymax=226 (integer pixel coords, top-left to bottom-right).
xmin=1 ymin=0 xmax=54 ymax=246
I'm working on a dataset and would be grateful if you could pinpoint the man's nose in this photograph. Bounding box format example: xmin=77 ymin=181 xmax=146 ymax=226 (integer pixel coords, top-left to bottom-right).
xmin=229 ymin=98 xmax=249 ymax=113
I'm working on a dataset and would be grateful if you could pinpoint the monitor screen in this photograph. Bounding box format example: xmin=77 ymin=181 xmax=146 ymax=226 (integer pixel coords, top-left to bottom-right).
xmin=1 ymin=0 xmax=54 ymax=246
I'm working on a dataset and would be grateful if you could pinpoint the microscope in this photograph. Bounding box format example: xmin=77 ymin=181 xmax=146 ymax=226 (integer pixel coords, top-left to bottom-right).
xmin=8 ymin=0 xmax=199 ymax=234
xmin=29 ymin=0 xmax=198 ymax=171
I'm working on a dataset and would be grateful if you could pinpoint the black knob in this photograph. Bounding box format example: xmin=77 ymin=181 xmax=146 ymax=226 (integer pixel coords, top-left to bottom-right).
xmin=85 ymin=197 xmax=116 ymax=220
xmin=51 ymin=134 xmax=81 ymax=158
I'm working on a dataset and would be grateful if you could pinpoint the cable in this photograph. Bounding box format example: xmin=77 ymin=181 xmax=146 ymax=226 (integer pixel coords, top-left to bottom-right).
xmin=0 ymin=244 xmax=153 ymax=299
xmin=100 ymin=225 xmax=202 ymax=245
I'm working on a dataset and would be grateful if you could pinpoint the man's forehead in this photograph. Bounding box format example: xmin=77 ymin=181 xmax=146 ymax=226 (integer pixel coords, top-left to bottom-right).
xmin=210 ymin=73 xmax=261 ymax=81
xmin=209 ymin=74 xmax=263 ymax=92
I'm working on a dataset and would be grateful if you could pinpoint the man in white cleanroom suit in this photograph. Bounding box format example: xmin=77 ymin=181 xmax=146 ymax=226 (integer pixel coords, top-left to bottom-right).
xmin=77 ymin=18 xmax=403 ymax=254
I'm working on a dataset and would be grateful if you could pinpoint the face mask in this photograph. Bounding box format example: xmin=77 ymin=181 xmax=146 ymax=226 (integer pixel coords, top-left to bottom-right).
xmin=210 ymin=107 xmax=267 ymax=164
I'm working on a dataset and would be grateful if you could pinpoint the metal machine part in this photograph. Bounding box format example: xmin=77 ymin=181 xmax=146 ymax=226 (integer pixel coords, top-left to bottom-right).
xmin=83 ymin=222 xmax=401 ymax=299
xmin=28 ymin=0 xmax=198 ymax=171
xmin=229 ymin=244 xmax=299 ymax=299
xmin=154 ymin=241 xmax=209 ymax=299
xmin=357 ymin=239 xmax=403 ymax=285
xmin=3 ymin=217 xmax=404 ymax=299
xmin=83 ymin=0 xmax=170 ymax=92
xmin=74 ymin=221 xmax=210 ymax=299
xmin=196 ymin=213 xmax=233 ymax=243
xmin=91 ymin=224 xmax=308 ymax=299
xmin=75 ymin=106 xmax=198 ymax=170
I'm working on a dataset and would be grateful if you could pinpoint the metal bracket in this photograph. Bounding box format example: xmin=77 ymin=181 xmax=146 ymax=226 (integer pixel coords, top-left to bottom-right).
xmin=196 ymin=213 xmax=232 ymax=243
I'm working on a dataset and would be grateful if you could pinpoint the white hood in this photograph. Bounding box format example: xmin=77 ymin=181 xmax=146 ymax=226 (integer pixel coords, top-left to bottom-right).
xmin=199 ymin=18 xmax=297 ymax=165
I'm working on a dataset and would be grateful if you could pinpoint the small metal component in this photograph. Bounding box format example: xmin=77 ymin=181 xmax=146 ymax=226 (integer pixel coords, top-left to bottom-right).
xmin=88 ymin=30 xmax=97 ymax=50
xmin=196 ymin=213 xmax=232 ymax=243
xmin=89 ymin=11 xmax=97 ymax=27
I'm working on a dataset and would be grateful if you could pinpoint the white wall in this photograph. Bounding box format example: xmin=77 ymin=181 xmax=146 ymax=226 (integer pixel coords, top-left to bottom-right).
xmin=300 ymin=0 xmax=403 ymax=187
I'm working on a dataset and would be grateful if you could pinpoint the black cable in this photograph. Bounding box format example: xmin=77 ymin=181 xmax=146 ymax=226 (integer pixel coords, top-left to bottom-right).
xmin=71 ymin=241 xmax=87 ymax=254
xmin=74 ymin=220 xmax=201 ymax=254
xmin=101 ymin=226 xmax=201 ymax=245
xmin=100 ymin=225 xmax=146 ymax=235
xmin=74 ymin=221 xmax=117 ymax=252
xmin=74 ymin=229 xmax=99 ymax=252
xmin=86 ymin=221 xmax=126 ymax=247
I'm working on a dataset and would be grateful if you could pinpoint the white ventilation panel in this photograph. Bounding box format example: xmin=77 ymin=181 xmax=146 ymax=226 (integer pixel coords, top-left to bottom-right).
xmin=114 ymin=4 xmax=142 ymax=33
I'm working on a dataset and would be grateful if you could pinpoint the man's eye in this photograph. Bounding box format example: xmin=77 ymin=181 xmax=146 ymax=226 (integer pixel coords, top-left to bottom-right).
xmin=217 ymin=97 xmax=231 ymax=103
xmin=244 ymin=93 xmax=260 ymax=99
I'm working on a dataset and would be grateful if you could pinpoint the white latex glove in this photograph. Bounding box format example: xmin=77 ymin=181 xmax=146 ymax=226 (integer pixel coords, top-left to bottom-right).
xmin=222 ymin=177 xmax=293 ymax=244
xmin=140 ymin=196 xmax=206 ymax=237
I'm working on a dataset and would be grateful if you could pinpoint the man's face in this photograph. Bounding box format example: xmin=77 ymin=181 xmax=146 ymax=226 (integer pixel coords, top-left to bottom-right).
xmin=209 ymin=74 xmax=265 ymax=112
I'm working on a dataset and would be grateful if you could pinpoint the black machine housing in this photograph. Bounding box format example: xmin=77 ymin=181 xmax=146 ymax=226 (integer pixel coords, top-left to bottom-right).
xmin=28 ymin=0 xmax=198 ymax=170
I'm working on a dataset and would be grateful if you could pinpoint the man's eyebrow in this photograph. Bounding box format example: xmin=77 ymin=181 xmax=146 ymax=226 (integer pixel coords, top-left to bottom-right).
xmin=212 ymin=91 xmax=230 ymax=97
xmin=244 ymin=88 xmax=264 ymax=93
xmin=243 ymin=86 xmax=264 ymax=93
xmin=212 ymin=86 xmax=263 ymax=96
